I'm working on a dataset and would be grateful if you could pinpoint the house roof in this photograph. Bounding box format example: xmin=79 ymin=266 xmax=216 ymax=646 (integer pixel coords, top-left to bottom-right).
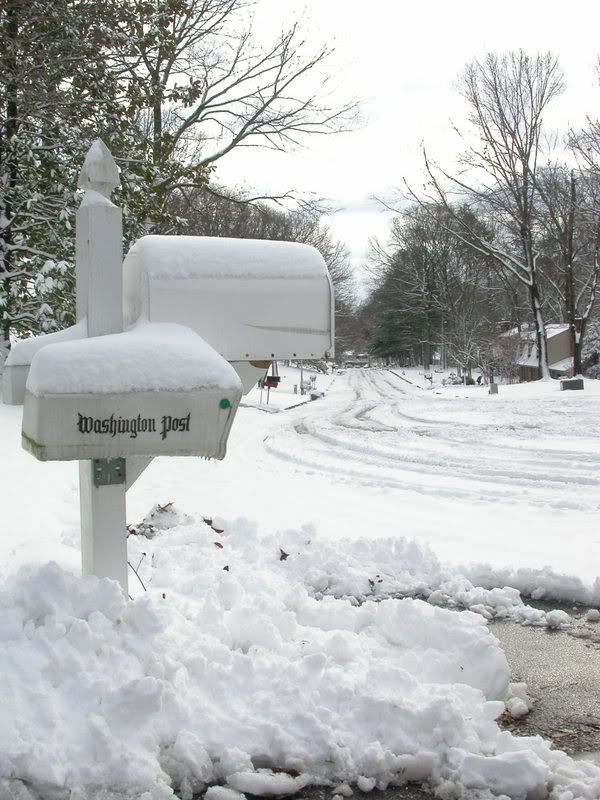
xmin=515 ymin=324 xmax=572 ymax=370
xmin=546 ymin=324 xmax=570 ymax=339
xmin=549 ymin=356 xmax=573 ymax=373
xmin=517 ymin=351 xmax=540 ymax=367
xmin=501 ymin=323 xmax=569 ymax=340
xmin=517 ymin=350 xmax=572 ymax=371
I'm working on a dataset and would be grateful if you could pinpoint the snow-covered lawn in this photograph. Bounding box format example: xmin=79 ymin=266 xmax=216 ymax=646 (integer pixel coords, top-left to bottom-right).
xmin=1 ymin=368 xmax=600 ymax=800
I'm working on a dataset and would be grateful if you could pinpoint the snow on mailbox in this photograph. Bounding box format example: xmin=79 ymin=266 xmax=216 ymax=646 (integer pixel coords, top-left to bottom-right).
xmin=21 ymin=322 xmax=242 ymax=461
xmin=122 ymin=235 xmax=334 ymax=391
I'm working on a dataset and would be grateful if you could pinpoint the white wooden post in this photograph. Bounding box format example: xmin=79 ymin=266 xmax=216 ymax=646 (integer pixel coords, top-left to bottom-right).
xmin=76 ymin=141 xmax=128 ymax=592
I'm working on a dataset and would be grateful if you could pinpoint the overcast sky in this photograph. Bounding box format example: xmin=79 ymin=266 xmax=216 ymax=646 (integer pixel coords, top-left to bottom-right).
xmin=215 ymin=0 xmax=600 ymax=286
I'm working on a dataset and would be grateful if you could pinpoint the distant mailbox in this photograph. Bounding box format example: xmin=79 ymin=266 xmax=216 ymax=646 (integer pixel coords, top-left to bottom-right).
xmin=122 ymin=236 xmax=335 ymax=362
xmin=560 ymin=378 xmax=584 ymax=391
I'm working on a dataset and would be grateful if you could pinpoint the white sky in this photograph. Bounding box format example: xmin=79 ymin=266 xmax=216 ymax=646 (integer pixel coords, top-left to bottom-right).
xmin=215 ymin=0 xmax=600 ymax=284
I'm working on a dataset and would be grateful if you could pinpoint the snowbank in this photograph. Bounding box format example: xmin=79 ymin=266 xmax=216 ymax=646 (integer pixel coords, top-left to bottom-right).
xmin=2 ymin=516 xmax=600 ymax=800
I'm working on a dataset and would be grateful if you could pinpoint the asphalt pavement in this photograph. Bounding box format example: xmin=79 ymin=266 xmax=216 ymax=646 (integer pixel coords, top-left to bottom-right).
xmin=491 ymin=603 xmax=600 ymax=755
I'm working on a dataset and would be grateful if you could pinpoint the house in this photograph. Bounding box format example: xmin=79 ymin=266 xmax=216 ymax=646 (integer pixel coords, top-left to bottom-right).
xmin=496 ymin=322 xmax=578 ymax=382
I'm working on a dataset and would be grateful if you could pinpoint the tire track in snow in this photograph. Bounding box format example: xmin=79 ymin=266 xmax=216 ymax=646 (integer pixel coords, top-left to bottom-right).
xmin=257 ymin=369 xmax=600 ymax=513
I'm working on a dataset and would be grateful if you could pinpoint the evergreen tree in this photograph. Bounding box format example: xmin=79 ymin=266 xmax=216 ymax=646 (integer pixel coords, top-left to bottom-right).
xmin=366 ymin=203 xmax=502 ymax=372
xmin=0 ymin=0 xmax=131 ymax=356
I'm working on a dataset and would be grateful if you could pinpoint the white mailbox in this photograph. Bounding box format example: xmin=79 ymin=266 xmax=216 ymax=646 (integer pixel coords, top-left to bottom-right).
xmin=123 ymin=235 xmax=334 ymax=390
xmin=2 ymin=320 xmax=88 ymax=405
xmin=21 ymin=323 xmax=242 ymax=462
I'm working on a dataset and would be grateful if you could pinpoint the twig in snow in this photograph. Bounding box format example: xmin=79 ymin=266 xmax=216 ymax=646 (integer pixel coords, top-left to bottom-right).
xmin=128 ymin=560 xmax=147 ymax=592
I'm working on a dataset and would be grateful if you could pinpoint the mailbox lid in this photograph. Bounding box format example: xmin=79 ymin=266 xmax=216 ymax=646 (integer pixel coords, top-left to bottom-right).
xmin=22 ymin=322 xmax=242 ymax=461
xmin=123 ymin=236 xmax=334 ymax=361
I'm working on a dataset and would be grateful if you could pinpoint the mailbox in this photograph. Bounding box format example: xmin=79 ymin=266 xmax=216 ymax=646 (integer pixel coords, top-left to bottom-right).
xmin=11 ymin=236 xmax=334 ymax=461
xmin=122 ymin=235 xmax=335 ymax=391
xmin=2 ymin=320 xmax=87 ymax=405
xmin=4 ymin=236 xmax=335 ymax=403
xmin=21 ymin=322 xmax=242 ymax=461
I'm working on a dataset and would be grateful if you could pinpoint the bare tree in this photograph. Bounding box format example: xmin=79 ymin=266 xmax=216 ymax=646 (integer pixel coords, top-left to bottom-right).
xmin=535 ymin=163 xmax=600 ymax=374
xmin=413 ymin=51 xmax=564 ymax=379
xmin=570 ymin=56 xmax=600 ymax=175
xmin=111 ymin=0 xmax=358 ymax=221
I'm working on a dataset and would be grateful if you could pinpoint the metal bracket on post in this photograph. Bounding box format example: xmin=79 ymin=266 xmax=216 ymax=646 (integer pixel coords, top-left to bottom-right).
xmin=93 ymin=458 xmax=126 ymax=487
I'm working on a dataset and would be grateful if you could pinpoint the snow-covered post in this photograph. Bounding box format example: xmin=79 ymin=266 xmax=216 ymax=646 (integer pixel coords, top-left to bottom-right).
xmin=76 ymin=141 xmax=128 ymax=592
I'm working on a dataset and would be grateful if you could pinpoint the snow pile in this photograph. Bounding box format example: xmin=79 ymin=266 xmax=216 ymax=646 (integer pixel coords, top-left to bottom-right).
xmin=3 ymin=515 xmax=600 ymax=800
xmin=545 ymin=609 xmax=573 ymax=629
xmin=505 ymin=682 xmax=533 ymax=719
xmin=127 ymin=503 xmax=195 ymax=540
xmin=143 ymin=502 xmax=194 ymax=531
xmin=465 ymin=563 xmax=600 ymax=608
xmin=3 ymin=367 xmax=600 ymax=799
xmin=125 ymin=235 xmax=327 ymax=281
xmin=233 ymin=524 xmax=585 ymax=628
xmin=26 ymin=321 xmax=242 ymax=395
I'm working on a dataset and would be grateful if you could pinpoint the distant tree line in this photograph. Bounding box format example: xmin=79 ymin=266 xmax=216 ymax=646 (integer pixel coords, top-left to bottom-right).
xmin=365 ymin=51 xmax=600 ymax=379
xmin=0 ymin=0 xmax=358 ymax=360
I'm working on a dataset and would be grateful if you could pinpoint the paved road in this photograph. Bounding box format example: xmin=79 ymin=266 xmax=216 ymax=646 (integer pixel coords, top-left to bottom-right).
xmin=492 ymin=603 xmax=600 ymax=755
xmin=263 ymin=367 xmax=600 ymax=514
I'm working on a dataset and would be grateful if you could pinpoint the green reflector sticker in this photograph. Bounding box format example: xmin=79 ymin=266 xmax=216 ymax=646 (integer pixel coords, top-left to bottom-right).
xmin=219 ymin=398 xmax=231 ymax=409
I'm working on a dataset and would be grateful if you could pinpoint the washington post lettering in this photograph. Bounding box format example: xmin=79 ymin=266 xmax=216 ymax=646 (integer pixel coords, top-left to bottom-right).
xmin=77 ymin=413 xmax=191 ymax=440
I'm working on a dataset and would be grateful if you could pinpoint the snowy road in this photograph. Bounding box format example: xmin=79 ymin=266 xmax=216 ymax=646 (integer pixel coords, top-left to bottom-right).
xmin=263 ymin=369 xmax=600 ymax=512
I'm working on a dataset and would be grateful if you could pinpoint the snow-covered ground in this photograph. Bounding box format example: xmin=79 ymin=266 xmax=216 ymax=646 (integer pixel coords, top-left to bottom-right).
xmin=1 ymin=367 xmax=600 ymax=800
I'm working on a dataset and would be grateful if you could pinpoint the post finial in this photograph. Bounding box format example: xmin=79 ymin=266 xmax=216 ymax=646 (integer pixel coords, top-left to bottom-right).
xmin=78 ymin=139 xmax=120 ymax=198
